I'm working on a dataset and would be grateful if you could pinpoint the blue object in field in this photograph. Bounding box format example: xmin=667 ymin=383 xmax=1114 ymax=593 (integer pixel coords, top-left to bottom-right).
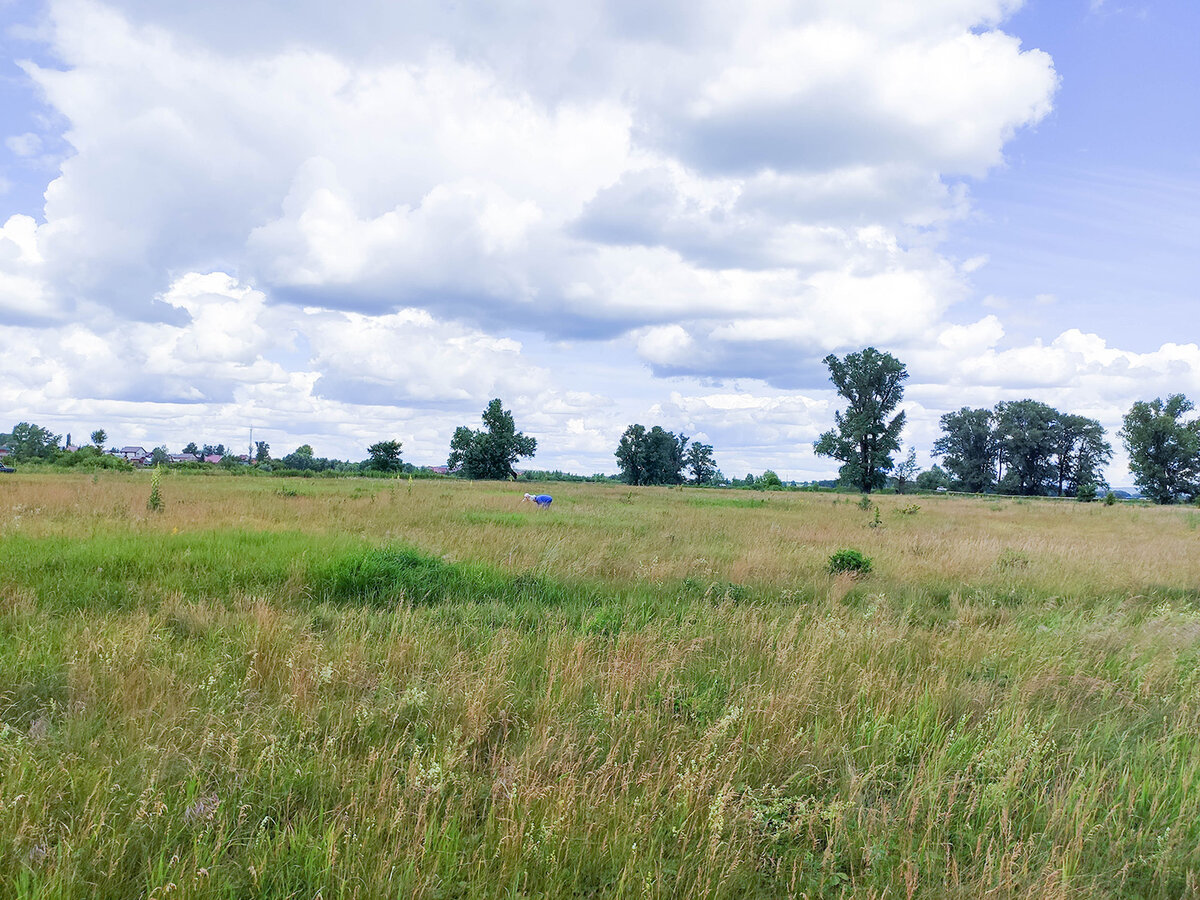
xmin=534 ymin=494 xmax=552 ymax=508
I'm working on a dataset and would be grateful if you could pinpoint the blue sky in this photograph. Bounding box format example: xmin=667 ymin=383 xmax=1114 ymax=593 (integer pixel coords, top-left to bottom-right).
xmin=0 ymin=0 xmax=1196 ymax=482
xmin=946 ymin=0 xmax=1200 ymax=350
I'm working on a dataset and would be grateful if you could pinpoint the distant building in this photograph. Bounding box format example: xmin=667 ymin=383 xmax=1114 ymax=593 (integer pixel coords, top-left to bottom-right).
xmin=112 ymin=446 xmax=150 ymax=465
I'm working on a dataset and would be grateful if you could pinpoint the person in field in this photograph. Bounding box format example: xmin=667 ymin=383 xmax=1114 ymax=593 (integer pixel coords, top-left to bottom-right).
xmin=522 ymin=492 xmax=553 ymax=509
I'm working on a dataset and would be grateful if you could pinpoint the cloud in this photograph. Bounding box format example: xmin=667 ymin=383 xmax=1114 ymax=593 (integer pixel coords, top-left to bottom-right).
xmin=5 ymin=133 xmax=43 ymax=157
xmin=7 ymin=0 xmax=1179 ymax=484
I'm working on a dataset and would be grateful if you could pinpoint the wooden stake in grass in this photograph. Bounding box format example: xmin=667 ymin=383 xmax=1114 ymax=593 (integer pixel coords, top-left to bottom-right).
xmin=147 ymin=464 xmax=164 ymax=512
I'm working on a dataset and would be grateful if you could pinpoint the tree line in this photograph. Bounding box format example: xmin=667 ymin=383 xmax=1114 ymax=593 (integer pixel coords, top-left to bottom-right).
xmin=812 ymin=346 xmax=1200 ymax=503
xmin=5 ymin=362 xmax=1199 ymax=503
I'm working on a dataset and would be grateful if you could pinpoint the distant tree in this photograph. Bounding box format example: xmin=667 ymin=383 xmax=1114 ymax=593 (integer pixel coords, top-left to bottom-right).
xmin=282 ymin=444 xmax=316 ymax=470
xmin=684 ymin=441 xmax=718 ymax=485
xmin=201 ymin=443 xmax=227 ymax=459
xmin=90 ymin=429 xmax=107 ymax=450
xmin=448 ymin=399 xmax=537 ymax=479
xmin=1120 ymin=395 xmax=1200 ymax=504
xmin=367 ymin=440 xmax=404 ymax=473
xmin=183 ymin=442 xmax=200 ymax=459
xmin=254 ymin=440 xmax=270 ymax=463
xmin=8 ymin=422 xmax=61 ymax=461
xmin=892 ymin=446 xmax=918 ymax=494
xmin=615 ymin=425 xmax=648 ymax=485
xmin=933 ymin=408 xmax=996 ymax=493
xmin=150 ymin=445 xmax=170 ymax=466
xmin=1051 ymin=414 xmax=1111 ymax=497
xmin=915 ymin=465 xmax=951 ymax=492
xmin=993 ymin=399 xmax=1059 ymax=495
xmin=760 ymin=469 xmax=784 ymax=490
xmin=813 ymin=347 xmax=907 ymax=493
xmin=615 ymin=424 xmax=688 ymax=485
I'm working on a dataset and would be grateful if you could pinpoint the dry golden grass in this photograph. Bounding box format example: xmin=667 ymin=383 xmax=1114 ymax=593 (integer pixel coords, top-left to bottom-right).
xmin=1 ymin=471 xmax=1198 ymax=898
xmin=4 ymin=471 xmax=1198 ymax=595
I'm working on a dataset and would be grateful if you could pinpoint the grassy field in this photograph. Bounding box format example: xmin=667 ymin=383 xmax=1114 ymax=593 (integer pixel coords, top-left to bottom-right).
xmin=1 ymin=471 xmax=1198 ymax=898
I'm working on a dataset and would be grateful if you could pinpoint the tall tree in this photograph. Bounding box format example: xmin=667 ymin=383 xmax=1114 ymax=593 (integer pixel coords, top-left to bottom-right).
xmin=367 ymin=440 xmax=403 ymax=472
xmin=615 ymin=424 xmax=648 ymax=485
xmin=447 ymin=398 xmax=537 ymax=479
xmin=993 ymin=399 xmax=1059 ymax=495
xmin=183 ymin=442 xmax=200 ymax=459
xmin=933 ymin=407 xmax=996 ymax=493
xmin=254 ymin=440 xmax=271 ymax=463
xmin=685 ymin=441 xmax=718 ymax=485
xmin=615 ymin=424 xmax=688 ymax=485
xmin=7 ymin=422 xmax=61 ymax=461
xmin=1120 ymin=395 xmax=1200 ymax=504
xmin=813 ymin=347 xmax=907 ymax=493
xmin=90 ymin=429 xmax=107 ymax=450
xmin=283 ymin=444 xmax=316 ymax=470
xmin=1051 ymin=414 xmax=1111 ymax=497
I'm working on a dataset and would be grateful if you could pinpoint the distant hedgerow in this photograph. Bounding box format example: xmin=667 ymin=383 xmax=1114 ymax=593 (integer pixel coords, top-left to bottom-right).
xmin=828 ymin=548 xmax=872 ymax=576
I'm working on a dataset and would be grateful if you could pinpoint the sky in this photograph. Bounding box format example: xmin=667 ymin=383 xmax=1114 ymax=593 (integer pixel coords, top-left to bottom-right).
xmin=0 ymin=0 xmax=1197 ymax=482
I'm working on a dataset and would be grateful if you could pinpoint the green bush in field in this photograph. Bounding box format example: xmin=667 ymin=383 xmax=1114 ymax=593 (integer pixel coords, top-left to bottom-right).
xmin=1104 ymin=491 xmax=1117 ymax=506
xmin=827 ymin=548 xmax=872 ymax=575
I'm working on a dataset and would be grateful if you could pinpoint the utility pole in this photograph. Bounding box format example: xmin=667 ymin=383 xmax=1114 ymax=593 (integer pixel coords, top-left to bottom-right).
xmin=249 ymin=425 xmax=254 ymax=463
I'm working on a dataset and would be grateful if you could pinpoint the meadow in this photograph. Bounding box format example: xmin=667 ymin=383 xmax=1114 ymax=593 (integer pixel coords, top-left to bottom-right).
xmin=1 ymin=471 xmax=1198 ymax=898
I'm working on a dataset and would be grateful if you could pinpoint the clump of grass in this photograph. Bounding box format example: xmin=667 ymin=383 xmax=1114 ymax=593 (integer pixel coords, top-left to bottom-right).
xmin=828 ymin=548 xmax=872 ymax=575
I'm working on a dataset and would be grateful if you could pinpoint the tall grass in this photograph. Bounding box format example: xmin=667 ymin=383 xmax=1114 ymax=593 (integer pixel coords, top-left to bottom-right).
xmin=1 ymin=472 xmax=1198 ymax=897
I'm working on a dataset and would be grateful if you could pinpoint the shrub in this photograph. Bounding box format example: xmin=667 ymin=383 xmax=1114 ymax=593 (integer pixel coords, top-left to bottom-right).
xmin=857 ymin=495 xmax=873 ymax=510
xmin=828 ymin=548 xmax=872 ymax=576
xmin=1076 ymin=484 xmax=1098 ymax=502
xmin=1104 ymin=491 xmax=1117 ymax=506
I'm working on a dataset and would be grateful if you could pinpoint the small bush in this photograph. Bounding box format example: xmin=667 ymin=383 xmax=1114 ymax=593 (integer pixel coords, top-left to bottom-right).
xmin=1104 ymin=491 xmax=1117 ymax=506
xmin=897 ymin=504 xmax=920 ymax=515
xmin=857 ymin=495 xmax=873 ymax=510
xmin=1076 ymin=484 xmax=1097 ymax=502
xmin=828 ymin=548 xmax=872 ymax=576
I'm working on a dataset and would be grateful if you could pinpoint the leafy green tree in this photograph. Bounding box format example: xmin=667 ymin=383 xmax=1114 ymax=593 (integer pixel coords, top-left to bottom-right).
xmin=814 ymin=347 xmax=907 ymax=493
xmin=891 ymin=446 xmax=918 ymax=494
xmin=367 ymin=440 xmax=404 ymax=472
xmin=282 ymin=444 xmax=316 ymax=470
xmin=183 ymin=442 xmax=200 ymax=459
xmin=90 ymin=429 xmax=107 ymax=450
xmin=684 ymin=441 xmax=718 ymax=485
xmin=615 ymin=424 xmax=648 ymax=485
xmin=7 ymin=422 xmax=61 ymax=461
xmin=254 ymin=441 xmax=270 ymax=463
xmin=1051 ymin=414 xmax=1111 ymax=497
xmin=447 ymin=399 xmax=537 ymax=479
xmin=150 ymin=446 xmax=170 ymax=466
xmin=615 ymin=424 xmax=688 ymax=485
xmin=994 ymin=399 xmax=1059 ymax=495
xmin=933 ymin=408 xmax=996 ymax=493
xmin=915 ymin=465 xmax=951 ymax=491
xmin=201 ymin=444 xmax=227 ymax=459
xmin=760 ymin=469 xmax=784 ymax=490
xmin=1120 ymin=395 xmax=1200 ymax=504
